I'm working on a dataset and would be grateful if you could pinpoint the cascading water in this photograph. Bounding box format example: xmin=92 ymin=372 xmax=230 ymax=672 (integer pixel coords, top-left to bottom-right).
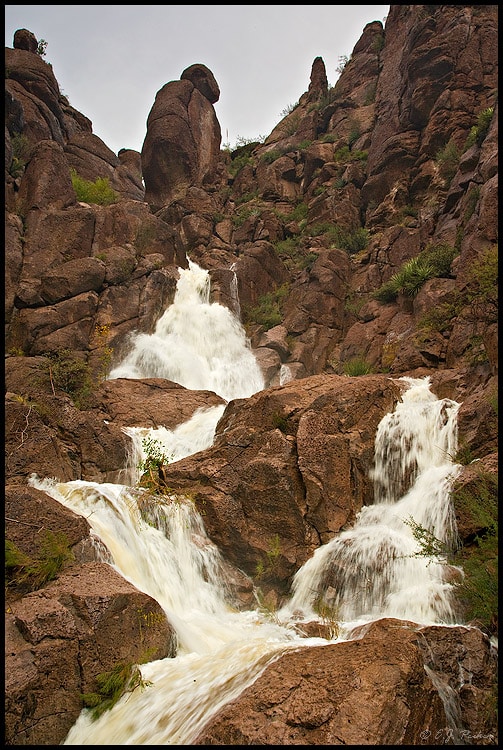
xmin=107 ymin=259 xmax=264 ymax=402
xmin=28 ymin=264 xmax=468 ymax=743
xmin=279 ymin=377 xmax=463 ymax=628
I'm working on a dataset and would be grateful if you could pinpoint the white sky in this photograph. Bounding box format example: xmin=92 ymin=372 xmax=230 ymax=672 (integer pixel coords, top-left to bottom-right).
xmin=5 ymin=5 xmax=389 ymax=155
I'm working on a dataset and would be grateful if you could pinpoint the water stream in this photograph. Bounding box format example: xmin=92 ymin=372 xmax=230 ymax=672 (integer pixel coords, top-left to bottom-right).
xmin=29 ymin=262 xmax=466 ymax=744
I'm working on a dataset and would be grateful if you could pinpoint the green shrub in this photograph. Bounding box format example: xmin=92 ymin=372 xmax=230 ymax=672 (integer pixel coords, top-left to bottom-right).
xmin=463 ymin=245 xmax=498 ymax=323
xmin=463 ymin=107 xmax=494 ymax=150
xmin=402 ymin=468 xmax=498 ymax=636
xmin=36 ymin=39 xmax=48 ymax=57
xmin=337 ymin=227 xmax=370 ymax=255
xmin=435 ymin=139 xmax=460 ymax=184
xmin=228 ymin=153 xmax=252 ymax=177
xmin=452 ymin=470 xmax=498 ymax=634
xmin=373 ymin=244 xmax=458 ymax=304
xmin=272 ymin=238 xmax=316 ymax=271
xmin=389 ymin=256 xmax=435 ymax=297
xmin=47 ymin=349 xmax=93 ymax=404
xmin=420 ymin=242 xmax=457 ymax=277
xmin=418 ymin=300 xmax=462 ymax=334
xmin=243 ymin=283 xmax=290 ymax=330
xmin=71 ymin=169 xmax=118 ymax=205
xmin=271 ymin=411 xmax=289 ymax=433
xmin=5 ymin=531 xmax=74 ymax=593
xmin=260 ymin=149 xmax=282 ymax=165
xmin=343 ymin=356 xmax=374 ymax=376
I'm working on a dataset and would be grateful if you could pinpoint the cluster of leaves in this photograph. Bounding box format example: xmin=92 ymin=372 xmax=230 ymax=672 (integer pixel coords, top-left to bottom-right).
xmin=255 ymin=534 xmax=282 ymax=580
xmin=81 ymin=661 xmax=152 ymax=720
xmin=5 ymin=531 xmax=74 ymax=594
xmin=136 ymin=436 xmax=174 ymax=495
xmin=272 ymin=238 xmax=317 ymax=272
xmin=71 ymin=169 xmax=118 ymax=206
xmin=463 ymin=107 xmax=494 ymax=149
xmin=373 ymin=242 xmax=458 ymax=303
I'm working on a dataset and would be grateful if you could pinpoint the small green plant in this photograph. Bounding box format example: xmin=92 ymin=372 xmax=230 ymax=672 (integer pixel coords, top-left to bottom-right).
xmin=401 ymin=466 xmax=498 ymax=636
xmin=337 ymin=227 xmax=370 ymax=255
xmin=435 ymin=139 xmax=460 ymax=184
xmin=403 ymin=517 xmax=453 ymax=563
xmin=451 ymin=469 xmax=498 ymax=634
xmin=271 ymin=411 xmax=289 ymax=433
xmin=342 ymin=356 xmax=374 ymax=376
xmin=36 ymin=39 xmax=48 ymax=57
xmin=418 ymin=300 xmax=462 ymax=334
xmin=138 ymin=436 xmax=173 ymax=474
xmin=81 ymin=661 xmax=152 ymax=720
xmin=373 ymin=244 xmax=457 ymax=304
xmin=5 ymin=531 xmax=74 ymax=593
xmin=313 ymin=598 xmax=340 ymax=639
xmin=47 ymin=348 xmax=94 ymax=407
xmin=228 ymin=152 xmax=253 ymax=178
xmin=9 ymin=132 xmax=31 ymax=177
xmin=280 ymin=114 xmax=301 ymax=137
xmin=255 ymin=535 xmax=282 ymax=580
xmin=334 ymin=145 xmax=368 ymax=163
xmin=243 ymin=283 xmax=290 ymax=330
xmin=463 ymin=107 xmax=494 ymax=150
xmin=279 ymin=102 xmax=298 ymax=117
xmin=71 ymin=169 xmax=118 ymax=205
xmin=336 ymin=55 xmax=350 ymax=74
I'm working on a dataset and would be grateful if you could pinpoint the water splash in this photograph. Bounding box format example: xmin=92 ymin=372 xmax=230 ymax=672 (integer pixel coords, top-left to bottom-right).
xmin=279 ymin=377 xmax=463 ymax=628
xmin=108 ymin=260 xmax=264 ymax=401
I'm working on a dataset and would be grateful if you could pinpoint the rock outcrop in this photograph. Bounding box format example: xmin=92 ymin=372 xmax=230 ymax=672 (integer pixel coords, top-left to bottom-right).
xmin=4 ymin=4 xmax=498 ymax=745
xmin=194 ymin=618 xmax=497 ymax=746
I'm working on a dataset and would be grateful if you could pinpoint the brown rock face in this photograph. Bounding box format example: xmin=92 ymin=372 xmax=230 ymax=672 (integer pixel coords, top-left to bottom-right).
xmin=161 ymin=375 xmax=402 ymax=594
xmin=193 ymin=619 xmax=446 ymax=745
xmin=13 ymin=28 xmax=39 ymax=53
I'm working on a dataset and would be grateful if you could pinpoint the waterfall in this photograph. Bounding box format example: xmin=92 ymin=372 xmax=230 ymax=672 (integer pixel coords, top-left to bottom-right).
xmin=29 ymin=475 xmax=317 ymax=745
xmin=28 ymin=366 xmax=466 ymax=742
xmin=107 ymin=259 xmax=264 ymax=402
xmin=279 ymin=377 xmax=463 ymax=628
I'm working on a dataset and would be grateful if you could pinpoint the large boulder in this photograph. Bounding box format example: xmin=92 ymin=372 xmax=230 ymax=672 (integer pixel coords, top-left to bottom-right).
xmin=141 ymin=64 xmax=222 ymax=210
xmin=160 ymin=374 xmax=402 ymax=598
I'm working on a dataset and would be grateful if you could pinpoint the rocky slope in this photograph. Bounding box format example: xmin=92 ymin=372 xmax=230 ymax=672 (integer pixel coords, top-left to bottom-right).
xmin=5 ymin=6 xmax=498 ymax=745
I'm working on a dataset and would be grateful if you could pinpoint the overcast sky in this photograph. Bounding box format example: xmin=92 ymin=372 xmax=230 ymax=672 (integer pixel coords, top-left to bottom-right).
xmin=5 ymin=5 xmax=389 ymax=155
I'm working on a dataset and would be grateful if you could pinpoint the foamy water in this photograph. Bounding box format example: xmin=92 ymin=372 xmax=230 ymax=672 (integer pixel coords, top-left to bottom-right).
xmin=28 ymin=262 xmax=466 ymax=743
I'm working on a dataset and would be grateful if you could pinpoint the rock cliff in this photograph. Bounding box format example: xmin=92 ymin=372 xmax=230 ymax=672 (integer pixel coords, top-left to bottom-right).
xmin=5 ymin=6 xmax=498 ymax=745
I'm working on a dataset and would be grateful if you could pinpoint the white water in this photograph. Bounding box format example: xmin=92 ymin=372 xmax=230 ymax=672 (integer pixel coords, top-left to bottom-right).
xmin=107 ymin=259 xmax=265 ymax=402
xmin=119 ymin=404 xmax=226 ymax=485
xmin=29 ymin=373 xmax=466 ymax=744
xmin=280 ymin=377 xmax=462 ymax=627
